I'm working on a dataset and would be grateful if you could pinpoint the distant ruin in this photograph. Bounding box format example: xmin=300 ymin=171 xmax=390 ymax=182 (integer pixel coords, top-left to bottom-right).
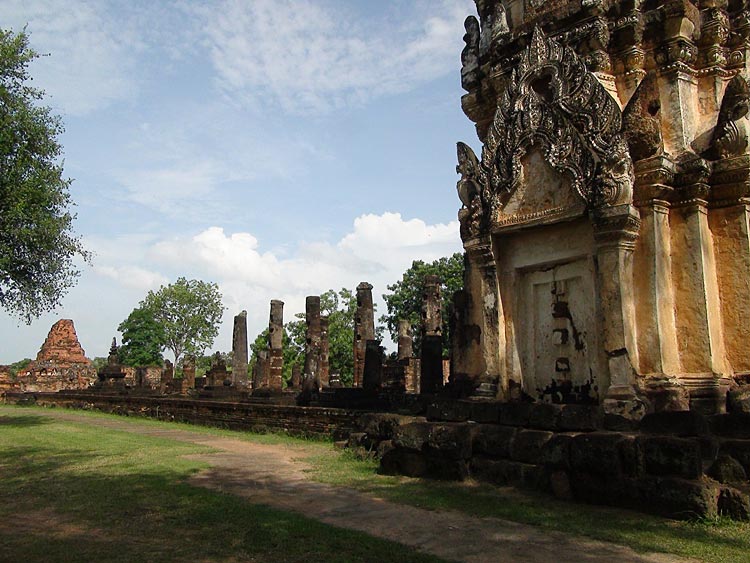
xmin=3 ymin=319 xmax=96 ymax=392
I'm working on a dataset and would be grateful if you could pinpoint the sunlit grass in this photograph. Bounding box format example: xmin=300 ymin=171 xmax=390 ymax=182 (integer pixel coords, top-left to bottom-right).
xmin=0 ymin=406 xmax=446 ymax=563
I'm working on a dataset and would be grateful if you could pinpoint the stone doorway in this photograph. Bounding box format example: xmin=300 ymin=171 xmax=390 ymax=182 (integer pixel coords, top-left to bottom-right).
xmin=518 ymin=258 xmax=601 ymax=404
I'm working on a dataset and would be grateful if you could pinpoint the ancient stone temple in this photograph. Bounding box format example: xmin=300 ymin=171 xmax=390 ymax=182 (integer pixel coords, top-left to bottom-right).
xmin=18 ymin=319 xmax=97 ymax=391
xmin=455 ymin=0 xmax=750 ymax=415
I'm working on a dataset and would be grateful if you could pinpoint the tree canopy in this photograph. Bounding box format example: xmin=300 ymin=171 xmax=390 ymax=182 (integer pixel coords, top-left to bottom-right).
xmin=380 ymin=253 xmax=464 ymax=356
xmin=0 ymin=28 xmax=89 ymax=323
xmin=138 ymin=277 xmax=225 ymax=365
xmin=117 ymin=307 xmax=167 ymax=367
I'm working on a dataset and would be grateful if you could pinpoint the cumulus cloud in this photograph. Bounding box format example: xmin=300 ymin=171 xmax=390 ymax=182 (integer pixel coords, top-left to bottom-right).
xmin=90 ymin=212 xmax=459 ymax=347
xmin=194 ymin=0 xmax=475 ymax=114
xmin=152 ymin=212 xmax=460 ymax=292
xmin=150 ymin=227 xmax=282 ymax=288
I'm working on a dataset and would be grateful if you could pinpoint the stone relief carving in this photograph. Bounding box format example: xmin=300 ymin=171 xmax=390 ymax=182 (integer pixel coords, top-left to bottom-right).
xmin=476 ymin=0 xmax=510 ymax=58
xmin=456 ymin=141 xmax=485 ymax=240
xmin=461 ymin=16 xmax=481 ymax=91
xmin=706 ymin=74 xmax=750 ymax=160
xmin=457 ymin=26 xmax=632 ymax=230
xmin=599 ymin=137 xmax=635 ymax=207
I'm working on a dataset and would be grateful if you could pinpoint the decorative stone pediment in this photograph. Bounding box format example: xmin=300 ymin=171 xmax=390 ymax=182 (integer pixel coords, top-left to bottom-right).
xmin=457 ymin=27 xmax=634 ymax=238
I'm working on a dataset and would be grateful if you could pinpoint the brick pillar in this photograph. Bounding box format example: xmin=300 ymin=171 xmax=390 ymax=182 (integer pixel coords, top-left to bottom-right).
xmin=397 ymin=319 xmax=413 ymax=360
xmin=304 ymin=296 xmax=321 ymax=389
xmin=353 ymin=282 xmax=375 ymax=387
xmin=420 ymin=275 xmax=444 ymax=394
xmin=290 ymin=364 xmax=301 ymax=389
xmin=421 ymin=275 xmax=442 ymax=337
xmin=362 ymin=340 xmax=383 ymax=391
xmin=182 ymin=355 xmax=196 ymax=394
xmin=232 ymin=310 xmax=248 ymax=387
xmin=320 ymin=315 xmax=330 ymax=388
xmin=268 ymin=300 xmax=284 ymax=392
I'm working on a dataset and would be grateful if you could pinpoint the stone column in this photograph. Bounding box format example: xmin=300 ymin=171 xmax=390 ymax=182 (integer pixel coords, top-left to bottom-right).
xmin=160 ymin=359 xmax=174 ymax=394
xmin=710 ymin=198 xmax=750 ymax=375
xmin=635 ymin=201 xmax=680 ymax=376
xmin=268 ymin=300 xmax=284 ymax=392
xmin=421 ymin=275 xmax=442 ymax=337
xmin=182 ymin=355 xmax=196 ymax=393
xmin=593 ymin=204 xmax=644 ymax=417
xmin=353 ymin=282 xmax=375 ymax=387
xmin=319 ymin=316 xmax=330 ymax=388
xmin=232 ymin=311 xmax=248 ymax=387
xmin=258 ymin=350 xmax=270 ymax=388
xmin=419 ymin=275 xmax=444 ymax=394
xmin=304 ymin=296 xmax=321 ymax=389
xmin=464 ymin=239 xmax=503 ymax=398
xmin=362 ymin=340 xmax=383 ymax=391
xmin=450 ymin=289 xmax=482 ymax=392
xmin=251 ymin=356 xmax=260 ymax=389
xmin=420 ymin=335 xmax=443 ymax=395
xmin=290 ymin=364 xmax=301 ymax=389
xmin=397 ymin=320 xmax=413 ymax=360
xmin=671 ymin=198 xmax=729 ymax=412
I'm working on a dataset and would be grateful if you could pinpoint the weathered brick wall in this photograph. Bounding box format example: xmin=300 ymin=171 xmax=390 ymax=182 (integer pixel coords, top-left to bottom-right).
xmin=3 ymin=392 xmax=358 ymax=439
xmin=357 ymin=401 xmax=750 ymax=520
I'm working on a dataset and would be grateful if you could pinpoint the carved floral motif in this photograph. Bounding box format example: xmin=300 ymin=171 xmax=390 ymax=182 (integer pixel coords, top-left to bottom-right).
xmin=455 ymin=27 xmax=633 ymax=237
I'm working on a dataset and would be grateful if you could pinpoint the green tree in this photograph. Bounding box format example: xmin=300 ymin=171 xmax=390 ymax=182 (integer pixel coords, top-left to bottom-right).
xmin=0 ymin=28 xmax=89 ymax=323
xmin=7 ymin=357 xmax=31 ymax=377
xmin=380 ymin=253 xmax=464 ymax=356
xmin=139 ymin=277 xmax=225 ymax=365
xmin=117 ymin=307 xmax=166 ymax=367
xmin=321 ymin=288 xmax=358 ymax=386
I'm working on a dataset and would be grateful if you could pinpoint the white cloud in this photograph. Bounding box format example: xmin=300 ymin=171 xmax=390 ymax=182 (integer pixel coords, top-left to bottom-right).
xmin=94 ymin=265 xmax=168 ymax=292
xmin=142 ymin=212 xmax=462 ymax=347
xmin=116 ymin=160 xmax=220 ymax=214
xmin=194 ymin=0 xmax=475 ymax=114
xmin=4 ymin=0 xmax=144 ymax=115
xmin=150 ymin=227 xmax=282 ymax=288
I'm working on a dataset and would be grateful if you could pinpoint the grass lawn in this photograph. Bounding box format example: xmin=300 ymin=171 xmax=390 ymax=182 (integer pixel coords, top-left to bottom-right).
xmin=0 ymin=405 xmax=445 ymax=563
xmin=2 ymin=404 xmax=749 ymax=563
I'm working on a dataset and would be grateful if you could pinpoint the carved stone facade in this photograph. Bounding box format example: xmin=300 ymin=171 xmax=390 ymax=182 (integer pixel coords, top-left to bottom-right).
xmin=456 ymin=1 xmax=750 ymax=416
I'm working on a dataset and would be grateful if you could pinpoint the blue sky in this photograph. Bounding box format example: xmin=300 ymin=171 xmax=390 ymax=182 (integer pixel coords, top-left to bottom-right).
xmin=2 ymin=0 xmax=479 ymax=363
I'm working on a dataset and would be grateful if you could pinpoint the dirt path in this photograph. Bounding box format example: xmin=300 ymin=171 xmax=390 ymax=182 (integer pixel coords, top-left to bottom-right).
xmin=25 ymin=410 xmax=697 ymax=563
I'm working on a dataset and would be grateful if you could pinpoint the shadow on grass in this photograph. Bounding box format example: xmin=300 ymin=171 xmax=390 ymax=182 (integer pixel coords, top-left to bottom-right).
xmin=0 ymin=414 xmax=52 ymax=427
xmin=360 ymin=476 xmax=750 ymax=563
xmin=0 ymin=445 xmax=447 ymax=563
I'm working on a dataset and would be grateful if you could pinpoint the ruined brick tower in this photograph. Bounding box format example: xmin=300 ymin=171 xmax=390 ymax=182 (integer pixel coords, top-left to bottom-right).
xmin=454 ymin=0 xmax=750 ymax=416
xmin=20 ymin=319 xmax=97 ymax=391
